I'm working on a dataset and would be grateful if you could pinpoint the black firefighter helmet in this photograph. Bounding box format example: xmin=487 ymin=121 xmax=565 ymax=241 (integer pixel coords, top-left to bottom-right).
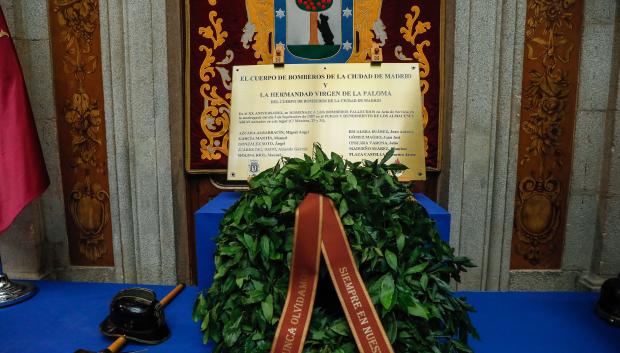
xmin=100 ymin=287 xmax=171 ymax=344
xmin=596 ymin=273 xmax=620 ymax=327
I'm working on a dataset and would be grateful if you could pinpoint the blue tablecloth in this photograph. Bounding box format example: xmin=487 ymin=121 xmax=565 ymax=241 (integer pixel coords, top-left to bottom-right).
xmin=0 ymin=281 xmax=618 ymax=353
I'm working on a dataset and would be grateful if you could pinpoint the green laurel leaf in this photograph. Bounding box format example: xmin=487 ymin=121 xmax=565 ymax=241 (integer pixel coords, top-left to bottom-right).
xmin=380 ymin=273 xmax=395 ymax=310
xmin=385 ymin=249 xmax=398 ymax=271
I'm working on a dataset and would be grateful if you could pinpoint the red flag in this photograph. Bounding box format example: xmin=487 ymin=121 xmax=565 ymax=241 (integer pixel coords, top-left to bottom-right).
xmin=0 ymin=7 xmax=49 ymax=234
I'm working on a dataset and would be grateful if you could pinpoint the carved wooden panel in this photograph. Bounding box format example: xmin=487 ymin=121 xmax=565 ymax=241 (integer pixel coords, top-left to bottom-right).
xmin=510 ymin=0 xmax=584 ymax=269
xmin=49 ymin=0 xmax=113 ymax=266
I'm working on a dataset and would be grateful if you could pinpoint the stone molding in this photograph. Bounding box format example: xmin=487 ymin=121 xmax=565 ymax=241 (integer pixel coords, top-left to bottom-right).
xmin=96 ymin=0 xmax=183 ymax=284
xmin=447 ymin=0 xmax=526 ymax=290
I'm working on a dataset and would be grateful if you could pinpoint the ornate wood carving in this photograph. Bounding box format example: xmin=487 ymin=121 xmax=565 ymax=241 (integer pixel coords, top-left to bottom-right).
xmin=49 ymin=0 xmax=113 ymax=266
xmin=510 ymin=0 xmax=583 ymax=269
xmin=398 ymin=5 xmax=433 ymax=157
xmin=196 ymin=4 xmax=232 ymax=166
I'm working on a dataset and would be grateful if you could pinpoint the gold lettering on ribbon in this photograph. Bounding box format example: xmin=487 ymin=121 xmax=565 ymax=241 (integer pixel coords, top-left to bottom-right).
xmin=340 ymin=267 xmax=363 ymax=310
xmin=321 ymin=197 xmax=394 ymax=353
xmin=0 ymin=28 xmax=9 ymax=38
xmin=271 ymin=194 xmax=322 ymax=353
xmin=198 ymin=2 xmax=231 ymax=161
xmin=273 ymin=194 xmax=393 ymax=353
xmin=281 ymin=273 xmax=309 ymax=353
xmin=339 ymin=266 xmax=383 ymax=351
xmin=398 ymin=5 xmax=431 ymax=158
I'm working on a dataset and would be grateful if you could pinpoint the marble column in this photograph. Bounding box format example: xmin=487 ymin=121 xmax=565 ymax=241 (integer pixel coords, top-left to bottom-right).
xmin=96 ymin=0 xmax=187 ymax=284
xmin=446 ymin=0 xmax=526 ymax=290
xmin=578 ymin=0 xmax=620 ymax=289
xmin=1 ymin=0 xmax=190 ymax=284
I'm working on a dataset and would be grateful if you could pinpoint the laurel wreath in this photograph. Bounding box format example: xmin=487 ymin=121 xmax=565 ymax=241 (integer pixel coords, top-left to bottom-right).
xmin=193 ymin=146 xmax=478 ymax=353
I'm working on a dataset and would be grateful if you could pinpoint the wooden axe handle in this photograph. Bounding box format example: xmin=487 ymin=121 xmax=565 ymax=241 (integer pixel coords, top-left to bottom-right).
xmin=106 ymin=335 xmax=126 ymax=353
xmin=160 ymin=283 xmax=185 ymax=307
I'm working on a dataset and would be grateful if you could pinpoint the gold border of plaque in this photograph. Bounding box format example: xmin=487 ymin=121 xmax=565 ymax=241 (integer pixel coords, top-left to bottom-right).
xmin=227 ymin=63 xmax=426 ymax=181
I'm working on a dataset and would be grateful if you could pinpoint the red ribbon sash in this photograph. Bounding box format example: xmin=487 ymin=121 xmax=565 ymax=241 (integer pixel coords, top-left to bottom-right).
xmin=271 ymin=194 xmax=394 ymax=353
xmin=270 ymin=194 xmax=323 ymax=353
xmin=321 ymin=197 xmax=395 ymax=353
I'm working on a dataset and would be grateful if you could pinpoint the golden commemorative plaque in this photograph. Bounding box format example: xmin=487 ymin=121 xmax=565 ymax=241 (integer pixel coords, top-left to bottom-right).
xmin=228 ymin=63 xmax=426 ymax=181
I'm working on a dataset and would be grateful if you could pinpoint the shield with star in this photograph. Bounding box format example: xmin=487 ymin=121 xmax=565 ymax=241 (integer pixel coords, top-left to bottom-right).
xmin=275 ymin=0 xmax=353 ymax=62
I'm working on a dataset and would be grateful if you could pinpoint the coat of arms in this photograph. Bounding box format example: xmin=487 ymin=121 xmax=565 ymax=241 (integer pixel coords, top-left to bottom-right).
xmin=185 ymin=0 xmax=444 ymax=172
xmin=274 ymin=0 xmax=353 ymax=62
